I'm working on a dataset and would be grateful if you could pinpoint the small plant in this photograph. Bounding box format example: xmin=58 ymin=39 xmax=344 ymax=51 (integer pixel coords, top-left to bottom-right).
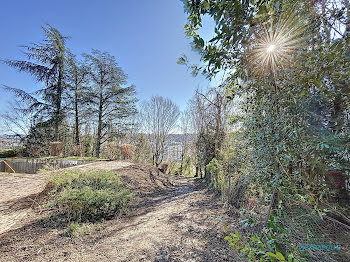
xmin=239 ymin=215 xmax=257 ymax=229
xmin=65 ymin=222 xmax=95 ymax=238
xmin=47 ymin=169 xmax=134 ymax=223
xmin=38 ymin=163 xmax=57 ymax=173
xmin=225 ymin=215 xmax=300 ymax=262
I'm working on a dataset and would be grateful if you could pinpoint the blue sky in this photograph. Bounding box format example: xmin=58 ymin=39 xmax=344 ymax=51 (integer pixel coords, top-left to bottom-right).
xmin=0 ymin=0 xmax=216 ymax=115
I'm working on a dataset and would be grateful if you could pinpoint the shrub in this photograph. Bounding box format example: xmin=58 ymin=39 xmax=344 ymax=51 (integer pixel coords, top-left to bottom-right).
xmin=182 ymin=156 xmax=195 ymax=177
xmin=168 ymin=161 xmax=181 ymax=175
xmin=50 ymin=141 xmax=63 ymax=156
xmin=27 ymin=145 xmax=43 ymax=157
xmin=0 ymin=148 xmax=22 ymax=158
xmin=48 ymin=169 xmax=134 ymax=223
xmin=134 ymin=134 xmax=152 ymax=164
xmin=102 ymin=141 xmax=121 ymax=160
xmin=159 ymin=162 xmax=169 ymax=173
xmin=70 ymin=145 xmax=82 ymax=157
xmin=120 ymin=144 xmax=135 ymax=160
xmin=206 ymin=158 xmax=228 ymax=194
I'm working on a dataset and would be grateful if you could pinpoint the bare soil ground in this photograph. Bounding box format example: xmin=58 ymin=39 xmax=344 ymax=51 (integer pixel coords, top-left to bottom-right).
xmin=0 ymin=173 xmax=49 ymax=235
xmin=0 ymin=161 xmax=134 ymax=235
xmin=0 ymin=161 xmax=240 ymax=261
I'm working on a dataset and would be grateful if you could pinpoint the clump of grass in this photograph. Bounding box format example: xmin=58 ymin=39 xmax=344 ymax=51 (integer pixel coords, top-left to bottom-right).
xmin=65 ymin=222 xmax=96 ymax=238
xmin=47 ymin=169 xmax=134 ymax=223
xmin=38 ymin=163 xmax=57 ymax=173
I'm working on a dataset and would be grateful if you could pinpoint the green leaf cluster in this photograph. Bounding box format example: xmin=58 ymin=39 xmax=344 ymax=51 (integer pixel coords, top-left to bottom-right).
xmin=47 ymin=169 xmax=134 ymax=223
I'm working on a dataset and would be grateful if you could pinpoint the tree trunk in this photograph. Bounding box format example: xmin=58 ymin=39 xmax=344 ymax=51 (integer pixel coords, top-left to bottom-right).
xmin=331 ymin=94 xmax=344 ymax=132
xmin=54 ymin=64 xmax=63 ymax=141
xmin=74 ymin=85 xmax=80 ymax=145
xmin=95 ymin=87 xmax=103 ymax=158
xmin=180 ymin=151 xmax=184 ymax=175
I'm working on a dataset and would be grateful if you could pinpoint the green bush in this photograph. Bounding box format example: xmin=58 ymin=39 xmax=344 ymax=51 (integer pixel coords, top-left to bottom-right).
xmin=168 ymin=161 xmax=181 ymax=175
xmin=206 ymin=158 xmax=228 ymax=194
xmin=182 ymin=156 xmax=195 ymax=177
xmin=48 ymin=169 xmax=134 ymax=223
xmin=167 ymin=158 xmax=195 ymax=176
xmin=0 ymin=148 xmax=22 ymax=158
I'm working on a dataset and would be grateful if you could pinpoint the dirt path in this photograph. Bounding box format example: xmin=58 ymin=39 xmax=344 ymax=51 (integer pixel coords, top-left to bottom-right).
xmin=0 ymin=163 xmax=239 ymax=261
xmin=69 ymin=178 xmax=238 ymax=262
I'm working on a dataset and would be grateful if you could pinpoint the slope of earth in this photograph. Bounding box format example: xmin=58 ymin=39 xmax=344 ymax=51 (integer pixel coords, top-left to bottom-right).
xmin=0 ymin=173 xmax=47 ymax=235
xmin=0 ymin=161 xmax=134 ymax=235
xmin=0 ymin=161 xmax=240 ymax=262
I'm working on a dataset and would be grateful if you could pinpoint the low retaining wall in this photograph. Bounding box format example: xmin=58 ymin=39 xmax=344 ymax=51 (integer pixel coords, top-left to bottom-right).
xmin=0 ymin=158 xmax=91 ymax=174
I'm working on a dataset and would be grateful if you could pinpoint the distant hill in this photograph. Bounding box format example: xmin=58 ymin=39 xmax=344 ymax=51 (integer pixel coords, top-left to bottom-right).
xmin=0 ymin=135 xmax=21 ymax=151
xmin=167 ymin=134 xmax=195 ymax=143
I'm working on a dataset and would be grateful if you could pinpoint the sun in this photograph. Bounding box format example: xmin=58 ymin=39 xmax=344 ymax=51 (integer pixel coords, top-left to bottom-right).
xmin=247 ymin=15 xmax=306 ymax=76
xmin=266 ymin=44 xmax=276 ymax=53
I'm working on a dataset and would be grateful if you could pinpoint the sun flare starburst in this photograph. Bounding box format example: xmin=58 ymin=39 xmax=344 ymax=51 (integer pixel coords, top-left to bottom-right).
xmin=266 ymin=44 xmax=276 ymax=53
xmin=247 ymin=15 xmax=305 ymax=76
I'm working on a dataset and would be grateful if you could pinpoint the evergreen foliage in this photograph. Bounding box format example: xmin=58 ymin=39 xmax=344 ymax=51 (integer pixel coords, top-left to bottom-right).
xmin=2 ymin=27 xmax=138 ymax=157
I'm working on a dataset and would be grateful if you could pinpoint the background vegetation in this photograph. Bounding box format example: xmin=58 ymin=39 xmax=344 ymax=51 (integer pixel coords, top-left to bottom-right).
xmin=180 ymin=0 xmax=349 ymax=261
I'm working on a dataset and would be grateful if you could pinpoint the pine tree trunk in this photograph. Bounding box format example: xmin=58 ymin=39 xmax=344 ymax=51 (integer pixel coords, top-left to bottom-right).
xmin=74 ymin=85 xmax=80 ymax=145
xmin=54 ymin=66 xmax=63 ymax=141
xmin=95 ymin=87 xmax=103 ymax=158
